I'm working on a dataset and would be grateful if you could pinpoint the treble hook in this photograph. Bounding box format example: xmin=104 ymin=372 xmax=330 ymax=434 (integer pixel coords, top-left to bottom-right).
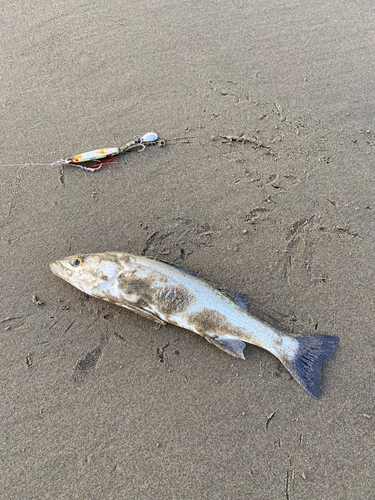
xmin=134 ymin=136 xmax=146 ymax=152
xmin=119 ymin=132 xmax=158 ymax=154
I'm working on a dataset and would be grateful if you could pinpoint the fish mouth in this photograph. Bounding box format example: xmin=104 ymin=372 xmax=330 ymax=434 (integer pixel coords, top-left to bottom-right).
xmin=49 ymin=260 xmax=72 ymax=280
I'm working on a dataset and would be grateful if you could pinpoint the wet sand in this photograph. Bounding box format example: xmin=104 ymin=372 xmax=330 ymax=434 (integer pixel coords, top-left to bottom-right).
xmin=1 ymin=1 xmax=374 ymax=498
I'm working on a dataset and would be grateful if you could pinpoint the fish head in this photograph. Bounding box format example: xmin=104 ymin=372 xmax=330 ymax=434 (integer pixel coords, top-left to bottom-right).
xmin=50 ymin=253 xmax=122 ymax=297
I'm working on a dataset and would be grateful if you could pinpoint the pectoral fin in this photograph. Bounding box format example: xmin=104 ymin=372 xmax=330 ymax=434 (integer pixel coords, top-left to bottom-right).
xmin=205 ymin=333 xmax=246 ymax=360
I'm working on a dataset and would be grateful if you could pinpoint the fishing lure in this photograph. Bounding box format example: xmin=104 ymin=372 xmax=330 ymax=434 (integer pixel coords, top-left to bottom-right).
xmin=50 ymin=132 xmax=159 ymax=171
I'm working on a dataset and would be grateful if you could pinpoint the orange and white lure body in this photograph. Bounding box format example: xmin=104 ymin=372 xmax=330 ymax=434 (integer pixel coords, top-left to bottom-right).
xmin=70 ymin=148 xmax=120 ymax=164
xmin=51 ymin=132 xmax=158 ymax=171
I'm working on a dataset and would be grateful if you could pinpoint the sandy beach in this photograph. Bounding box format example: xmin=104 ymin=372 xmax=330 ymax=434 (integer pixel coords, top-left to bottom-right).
xmin=1 ymin=1 xmax=374 ymax=498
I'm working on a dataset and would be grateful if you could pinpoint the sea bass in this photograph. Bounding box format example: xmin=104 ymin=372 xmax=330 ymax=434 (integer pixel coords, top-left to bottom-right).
xmin=50 ymin=252 xmax=339 ymax=398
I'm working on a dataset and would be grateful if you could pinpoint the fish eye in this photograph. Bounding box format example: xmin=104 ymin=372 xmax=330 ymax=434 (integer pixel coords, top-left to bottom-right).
xmin=71 ymin=257 xmax=83 ymax=267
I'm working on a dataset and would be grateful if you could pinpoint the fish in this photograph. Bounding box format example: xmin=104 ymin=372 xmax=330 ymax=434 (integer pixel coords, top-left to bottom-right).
xmin=50 ymin=252 xmax=339 ymax=398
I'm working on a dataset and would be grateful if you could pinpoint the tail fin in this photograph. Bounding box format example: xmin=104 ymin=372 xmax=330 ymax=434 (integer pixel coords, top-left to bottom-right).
xmin=282 ymin=334 xmax=340 ymax=398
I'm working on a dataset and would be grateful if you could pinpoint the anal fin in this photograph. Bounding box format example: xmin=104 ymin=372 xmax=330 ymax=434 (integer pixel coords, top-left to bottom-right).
xmin=205 ymin=333 xmax=246 ymax=360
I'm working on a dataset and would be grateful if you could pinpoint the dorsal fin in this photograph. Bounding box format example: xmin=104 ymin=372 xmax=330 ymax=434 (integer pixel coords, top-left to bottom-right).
xmin=160 ymin=260 xmax=198 ymax=278
xmin=223 ymin=290 xmax=249 ymax=311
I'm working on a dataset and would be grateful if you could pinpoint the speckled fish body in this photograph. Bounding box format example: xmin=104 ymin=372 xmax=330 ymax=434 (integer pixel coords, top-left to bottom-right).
xmin=50 ymin=252 xmax=339 ymax=398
